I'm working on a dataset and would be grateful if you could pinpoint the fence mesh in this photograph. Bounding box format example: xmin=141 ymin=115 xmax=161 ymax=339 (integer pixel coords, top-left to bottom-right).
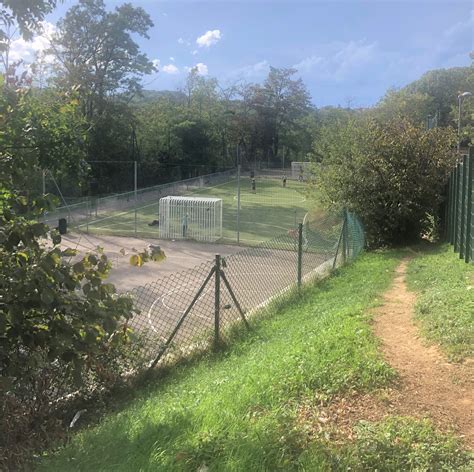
xmin=445 ymin=147 xmax=474 ymax=264
xmin=40 ymin=168 xmax=314 ymax=245
xmin=126 ymin=211 xmax=365 ymax=369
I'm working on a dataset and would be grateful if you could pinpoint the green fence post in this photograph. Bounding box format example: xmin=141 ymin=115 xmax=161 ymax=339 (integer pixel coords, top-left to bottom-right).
xmin=465 ymin=150 xmax=473 ymax=263
xmin=214 ymin=254 xmax=221 ymax=347
xmin=448 ymin=170 xmax=455 ymax=244
xmin=342 ymin=210 xmax=348 ymax=263
xmin=454 ymin=163 xmax=460 ymax=253
xmin=297 ymin=223 xmax=303 ymax=290
xmin=460 ymin=155 xmax=467 ymax=259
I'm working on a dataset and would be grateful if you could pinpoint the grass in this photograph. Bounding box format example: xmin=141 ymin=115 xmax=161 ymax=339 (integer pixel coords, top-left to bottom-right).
xmin=36 ymin=249 xmax=472 ymax=471
xmin=406 ymin=243 xmax=474 ymax=360
xmin=82 ymin=177 xmax=314 ymax=244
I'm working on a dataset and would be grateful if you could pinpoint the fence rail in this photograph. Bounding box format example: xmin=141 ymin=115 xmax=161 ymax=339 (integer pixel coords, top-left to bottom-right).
xmin=445 ymin=147 xmax=474 ymax=263
xmin=128 ymin=210 xmax=365 ymax=369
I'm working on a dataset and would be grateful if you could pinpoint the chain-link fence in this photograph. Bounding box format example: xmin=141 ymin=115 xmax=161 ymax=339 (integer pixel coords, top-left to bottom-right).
xmin=40 ymin=167 xmax=315 ymax=245
xmin=127 ymin=211 xmax=365 ymax=370
xmin=445 ymin=147 xmax=474 ymax=263
xmin=41 ymin=169 xmax=236 ymax=236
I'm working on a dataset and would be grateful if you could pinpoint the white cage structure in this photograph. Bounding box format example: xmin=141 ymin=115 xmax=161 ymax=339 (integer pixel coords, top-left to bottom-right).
xmin=159 ymin=196 xmax=223 ymax=242
xmin=291 ymin=161 xmax=312 ymax=180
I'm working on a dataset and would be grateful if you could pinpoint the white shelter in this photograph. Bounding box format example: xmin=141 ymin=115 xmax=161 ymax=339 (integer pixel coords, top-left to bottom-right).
xmin=159 ymin=196 xmax=223 ymax=242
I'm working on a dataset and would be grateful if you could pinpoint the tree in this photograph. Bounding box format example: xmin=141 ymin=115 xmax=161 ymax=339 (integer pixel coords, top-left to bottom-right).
xmin=373 ymin=88 xmax=435 ymax=127
xmin=0 ymin=0 xmax=57 ymax=80
xmin=49 ymin=0 xmax=155 ymax=179
xmin=260 ymin=67 xmax=311 ymax=163
xmin=0 ymin=72 xmax=137 ymax=468
xmin=314 ymin=116 xmax=457 ymax=247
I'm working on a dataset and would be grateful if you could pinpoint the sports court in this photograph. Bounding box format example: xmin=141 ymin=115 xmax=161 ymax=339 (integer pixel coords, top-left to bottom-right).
xmin=80 ymin=176 xmax=310 ymax=245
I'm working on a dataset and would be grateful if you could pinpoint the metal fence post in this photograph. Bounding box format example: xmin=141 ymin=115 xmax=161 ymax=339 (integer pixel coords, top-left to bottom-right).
xmin=460 ymin=155 xmax=467 ymax=259
xmin=448 ymin=171 xmax=454 ymax=244
xmin=454 ymin=164 xmax=460 ymax=252
xmin=465 ymin=150 xmax=473 ymax=263
xmin=134 ymin=161 xmax=138 ymax=236
xmin=86 ymin=198 xmax=89 ymax=233
xmin=297 ymin=223 xmax=303 ymax=290
xmin=214 ymin=254 xmax=221 ymax=347
xmin=342 ymin=210 xmax=348 ymax=263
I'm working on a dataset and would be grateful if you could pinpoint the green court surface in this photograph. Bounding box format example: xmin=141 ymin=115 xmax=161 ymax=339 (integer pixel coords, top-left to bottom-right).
xmin=82 ymin=177 xmax=313 ymax=244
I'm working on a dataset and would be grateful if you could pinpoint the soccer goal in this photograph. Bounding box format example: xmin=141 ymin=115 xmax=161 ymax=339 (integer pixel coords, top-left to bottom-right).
xmin=291 ymin=161 xmax=312 ymax=180
xmin=159 ymin=196 xmax=223 ymax=242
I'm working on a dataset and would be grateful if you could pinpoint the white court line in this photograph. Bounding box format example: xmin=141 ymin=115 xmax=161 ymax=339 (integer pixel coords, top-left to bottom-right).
xmin=146 ymin=285 xmax=212 ymax=333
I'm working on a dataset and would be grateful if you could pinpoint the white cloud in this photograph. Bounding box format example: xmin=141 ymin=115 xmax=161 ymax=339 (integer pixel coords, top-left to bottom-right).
xmin=178 ymin=37 xmax=191 ymax=46
xmin=152 ymin=58 xmax=161 ymax=69
xmin=191 ymin=50 xmax=198 ymax=56
xmin=185 ymin=63 xmax=208 ymax=76
xmin=169 ymin=56 xmax=175 ymax=62
xmin=195 ymin=63 xmax=208 ymax=75
xmin=293 ymin=40 xmax=377 ymax=82
xmin=8 ymin=21 xmax=56 ymax=64
xmin=231 ymin=60 xmax=269 ymax=79
xmin=196 ymin=29 xmax=221 ymax=48
xmin=162 ymin=63 xmax=179 ymax=74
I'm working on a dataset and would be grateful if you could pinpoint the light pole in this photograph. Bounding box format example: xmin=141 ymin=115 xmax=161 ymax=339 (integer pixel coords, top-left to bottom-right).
xmin=457 ymin=91 xmax=472 ymax=154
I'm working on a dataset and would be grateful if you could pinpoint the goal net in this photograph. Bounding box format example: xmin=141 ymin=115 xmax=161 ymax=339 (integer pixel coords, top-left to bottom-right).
xmin=159 ymin=196 xmax=223 ymax=242
xmin=291 ymin=162 xmax=312 ymax=180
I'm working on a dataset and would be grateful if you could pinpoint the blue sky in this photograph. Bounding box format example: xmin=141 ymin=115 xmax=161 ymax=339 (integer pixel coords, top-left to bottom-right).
xmin=38 ymin=1 xmax=474 ymax=106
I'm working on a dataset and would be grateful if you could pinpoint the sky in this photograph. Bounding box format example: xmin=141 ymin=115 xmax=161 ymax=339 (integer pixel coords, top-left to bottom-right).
xmin=10 ymin=0 xmax=474 ymax=107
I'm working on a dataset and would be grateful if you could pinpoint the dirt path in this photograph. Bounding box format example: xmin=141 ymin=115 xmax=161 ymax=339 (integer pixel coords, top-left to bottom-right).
xmin=372 ymin=258 xmax=474 ymax=448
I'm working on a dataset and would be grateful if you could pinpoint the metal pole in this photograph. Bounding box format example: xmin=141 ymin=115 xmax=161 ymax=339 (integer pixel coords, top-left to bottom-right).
xmin=465 ymin=149 xmax=473 ymax=263
xmin=214 ymin=254 xmax=221 ymax=347
xmin=342 ymin=210 xmax=348 ymax=263
xmin=454 ymin=164 xmax=460 ymax=252
xmin=236 ymin=144 xmax=241 ymax=244
xmin=457 ymin=96 xmax=462 ymax=155
xmin=86 ymin=198 xmax=89 ymax=233
xmin=297 ymin=223 xmax=303 ymax=290
xmin=134 ymin=161 xmax=138 ymax=236
xmin=149 ymin=266 xmax=216 ymax=369
xmin=459 ymin=155 xmax=467 ymax=259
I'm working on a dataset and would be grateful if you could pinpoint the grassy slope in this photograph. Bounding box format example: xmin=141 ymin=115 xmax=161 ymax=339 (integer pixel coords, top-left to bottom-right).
xmin=406 ymin=244 xmax=474 ymax=360
xmin=38 ymin=250 xmax=471 ymax=471
xmin=86 ymin=178 xmax=313 ymax=244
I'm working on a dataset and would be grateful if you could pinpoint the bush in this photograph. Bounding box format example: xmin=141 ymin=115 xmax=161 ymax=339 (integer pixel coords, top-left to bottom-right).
xmin=0 ymin=190 xmax=140 ymax=468
xmin=313 ymin=117 xmax=457 ymax=247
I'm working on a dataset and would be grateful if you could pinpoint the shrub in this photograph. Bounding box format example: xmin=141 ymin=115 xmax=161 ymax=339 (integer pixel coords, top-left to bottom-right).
xmin=313 ymin=117 xmax=457 ymax=247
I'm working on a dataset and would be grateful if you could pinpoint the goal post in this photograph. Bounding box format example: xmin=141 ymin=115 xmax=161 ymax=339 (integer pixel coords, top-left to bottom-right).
xmin=291 ymin=161 xmax=312 ymax=180
xmin=159 ymin=196 xmax=223 ymax=242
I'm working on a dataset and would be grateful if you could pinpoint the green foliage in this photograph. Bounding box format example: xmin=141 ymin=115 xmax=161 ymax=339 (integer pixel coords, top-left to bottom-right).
xmin=0 ymin=0 xmax=57 ymax=46
xmin=37 ymin=251 xmax=401 ymax=471
xmin=406 ymin=244 xmax=474 ymax=360
xmin=0 ymin=78 xmax=137 ymax=468
xmin=314 ymin=117 xmax=457 ymax=247
xmin=0 ymin=77 xmax=87 ymax=191
xmin=374 ymin=88 xmax=436 ymax=127
xmin=49 ymin=0 xmax=155 ymax=179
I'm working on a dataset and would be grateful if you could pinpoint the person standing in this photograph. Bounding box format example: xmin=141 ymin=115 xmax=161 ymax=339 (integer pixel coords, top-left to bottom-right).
xmin=282 ymin=174 xmax=287 ymax=188
xmin=251 ymin=178 xmax=256 ymax=193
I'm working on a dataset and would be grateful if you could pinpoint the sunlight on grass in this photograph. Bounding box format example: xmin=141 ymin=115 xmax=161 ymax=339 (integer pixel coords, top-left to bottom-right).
xmin=406 ymin=244 xmax=474 ymax=360
xmin=39 ymin=251 xmax=401 ymax=471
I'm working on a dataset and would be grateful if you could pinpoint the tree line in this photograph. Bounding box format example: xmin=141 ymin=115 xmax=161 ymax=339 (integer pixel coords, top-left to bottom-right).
xmin=0 ymin=1 xmax=473 ymax=466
